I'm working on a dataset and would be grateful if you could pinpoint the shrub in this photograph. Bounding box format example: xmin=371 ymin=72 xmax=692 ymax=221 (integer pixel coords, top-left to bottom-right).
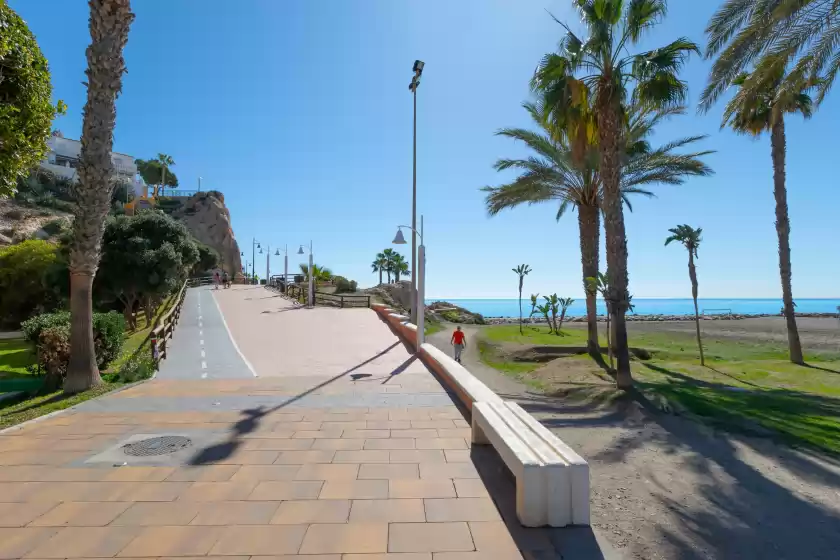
xmin=333 ymin=276 xmax=358 ymax=294
xmin=37 ymin=325 xmax=70 ymax=391
xmin=22 ymin=310 xmax=125 ymax=370
xmin=41 ymin=219 xmax=65 ymax=236
xmin=104 ymin=354 xmax=155 ymax=383
xmin=0 ymin=240 xmax=60 ymax=327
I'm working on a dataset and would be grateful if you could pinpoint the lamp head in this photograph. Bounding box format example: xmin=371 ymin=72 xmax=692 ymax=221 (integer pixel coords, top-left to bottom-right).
xmin=257 ymin=243 xmax=261 ymax=249
xmin=275 ymin=249 xmax=280 ymax=256
xmin=413 ymin=60 xmax=424 ymax=74
xmin=392 ymin=229 xmax=407 ymax=245
xmin=259 ymin=248 xmax=263 ymax=254
xmin=297 ymin=245 xmax=305 ymax=255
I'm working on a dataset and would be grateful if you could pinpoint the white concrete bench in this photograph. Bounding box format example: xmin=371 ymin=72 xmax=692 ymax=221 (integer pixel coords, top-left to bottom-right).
xmin=472 ymin=400 xmax=590 ymax=527
xmin=418 ymin=343 xmax=503 ymax=409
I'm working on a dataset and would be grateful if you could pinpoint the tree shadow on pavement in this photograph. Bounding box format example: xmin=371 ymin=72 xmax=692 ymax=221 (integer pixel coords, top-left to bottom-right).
xmin=188 ymin=342 xmax=401 ymax=465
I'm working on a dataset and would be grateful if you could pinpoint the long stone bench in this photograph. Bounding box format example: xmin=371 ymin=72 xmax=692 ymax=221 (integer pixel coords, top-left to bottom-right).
xmin=418 ymin=343 xmax=503 ymax=410
xmin=472 ymin=400 xmax=590 ymax=527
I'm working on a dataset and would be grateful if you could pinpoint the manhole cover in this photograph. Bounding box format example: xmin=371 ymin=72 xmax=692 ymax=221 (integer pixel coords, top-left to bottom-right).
xmin=123 ymin=436 xmax=192 ymax=457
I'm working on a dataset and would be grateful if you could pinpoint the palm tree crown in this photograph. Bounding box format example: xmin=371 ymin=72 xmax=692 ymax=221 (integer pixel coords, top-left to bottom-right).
xmin=722 ymin=71 xmax=815 ymax=136
xmin=665 ymin=224 xmax=702 ymax=258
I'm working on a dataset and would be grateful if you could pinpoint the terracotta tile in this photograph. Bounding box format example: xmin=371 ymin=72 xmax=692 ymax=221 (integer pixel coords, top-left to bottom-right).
xmin=0 ymin=466 xmax=50 ymax=482
xmin=333 ymin=450 xmax=390 ymax=464
xmin=444 ymin=450 xmax=471 ymax=463
xmin=419 ymin=463 xmax=479 ymax=480
xmin=389 ymin=480 xmax=456 ymax=499
xmin=190 ymin=501 xmax=280 ymax=525
xmin=28 ymin=501 xmax=132 ymax=527
xmin=295 ymin=463 xmax=359 ymax=480
xmin=342 ymin=429 xmax=390 ymax=439
xmin=118 ymin=525 xmax=220 ymax=557
xmin=468 ymin=521 xmax=521 ymax=556
xmin=121 ymin=481 xmax=193 ymax=501
xmin=390 ymin=450 xmax=447 ymax=464
xmin=210 ymin=450 xmax=279 ymax=465
xmin=410 ymin=420 xmax=457 ymax=430
xmin=165 ymin=465 xmax=240 ymax=482
xmin=209 ymin=525 xmax=307 ymax=555
xmin=388 ymin=522 xmax=474 ymax=553
xmin=358 ymin=463 xmax=419 ymax=480
xmin=248 ymin=480 xmax=323 ymax=500
xmin=452 ymin=419 xmax=470 ymax=429
xmin=229 ymin=465 xmax=301 ymax=482
xmin=319 ymin=480 xmax=389 ymax=500
xmin=321 ymin=421 xmax=367 ymax=430
xmin=415 ymin=438 xmax=468 ymax=450
xmin=0 ymin=502 xmax=57 ymax=527
xmin=424 ymin=498 xmax=501 ymax=522
xmin=111 ymin=502 xmax=202 ymax=526
xmin=26 ymin=526 xmax=139 ymax=558
xmin=251 ymin=556 xmax=339 ymax=560
xmin=293 ymin=430 xmax=343 ymax=439
xmin=178 ymin=480 xmax=258 ymax=501
xmin=278 ymin=422 xmax=322 ymax=431
xmin=311 ymin=438 xmax=365 ymax=450
xmin=349 ymin=499 xmax=425 ymax=522
xmin=0 ymin=481 xmax=47 ymax=501
xmin=366 ymin=420 xmax=412 ymax=430
xmin=274 ymin=450 xmax=336 ymax=464
xmin=270 ymin=499 xmax=351 ymax=524
xmin=453 ymin=479 xmax=490 ymax=498
xmin=0 ymin=527 xmax=60 ymax=558
xmin=389 ymin=429 xmax=438 ymax=439
xmin=251 ymin=438 xmax=315 ymax=450
xmin=364 ymin=438 xmax=416 ymax=450
xmin=299 ymin=522 xmax=388 ymax=554
xmin=434 ymin=552 xmax=522 ymax=559
xmin=344 ymin=554 xmax=430 ymax=560
xmin=104 ymin=466 xmax=176 ymax=482
xmin=437 ymin=429 xmax=473 ymax=439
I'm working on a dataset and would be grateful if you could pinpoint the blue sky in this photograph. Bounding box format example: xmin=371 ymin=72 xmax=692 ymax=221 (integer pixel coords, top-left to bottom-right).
xmin=13 ymin=0 xmax=840 ymax=299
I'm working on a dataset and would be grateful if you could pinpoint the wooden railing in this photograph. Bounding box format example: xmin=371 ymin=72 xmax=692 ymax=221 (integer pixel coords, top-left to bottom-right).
xmin=286 ymin=284 xmax=306 ymax=305
xmin=315 ymin=291 xmax=371 ymax=308
xmin=150 ymin=279 xmax=188 ymax=367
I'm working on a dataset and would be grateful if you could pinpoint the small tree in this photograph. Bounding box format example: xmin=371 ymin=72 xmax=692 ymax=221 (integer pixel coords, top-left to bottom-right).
xmin=666 ymin=225 xmax=705 ymax=365
xmin=135 ymin=157 xmax=178 ymax=196
xmin=0 ymin=240 xmax=59 ymax=327
xmin=535 ymin=303 xmax=552 ymax=333
xmin=557 ymin=297 xmax=574 ymax=333
xmin=544 ymin=294 xmax=560 ymax=335
xmin=512 ymin=264 xmax=531 ymax=335
xmin=528 ymin=293 xmax=540 ymax=323
xmin=0 ymin=3 xmax=67 ymax=197
xmin=194 ymin=244 xmax=220 ymax=276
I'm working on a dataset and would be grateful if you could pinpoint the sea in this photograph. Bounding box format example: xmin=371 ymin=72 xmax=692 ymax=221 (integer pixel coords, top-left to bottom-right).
xmin=425 ymin=298 xmax=840 ymax=318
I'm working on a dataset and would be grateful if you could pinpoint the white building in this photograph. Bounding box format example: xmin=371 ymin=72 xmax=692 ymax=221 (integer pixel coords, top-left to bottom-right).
xmin=39 ymin=135 xmax=146 ymax=196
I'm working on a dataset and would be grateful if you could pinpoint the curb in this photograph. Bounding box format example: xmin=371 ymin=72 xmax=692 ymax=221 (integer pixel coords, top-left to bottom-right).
xmin=0 ymin=378 xmax=150 ymax=435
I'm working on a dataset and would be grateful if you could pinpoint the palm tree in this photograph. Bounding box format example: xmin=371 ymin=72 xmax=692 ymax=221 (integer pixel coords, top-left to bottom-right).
xmin=381 ymin=248 xmax=397 ymax=283
xmin=512 ymin=264 xmax=531 ymax=335
xmin=484 ymin=97 xmax=711 ymax=358
xmin=532 ymin=2 xmax=699 ymax=389
xmin=665 ymin=225 xmax=705 ymax=365
xmin=535 ymin=302 xmax=552 ymax=333
xmin=557 ymin=297 xmax=574 ymax=333
xmin=528 ymin=293 xmax=540 ymax=323
xmin=391 ymin=254 xmax=409 ymax=282
xmin=65 ymin=0 xmax=134 ymax=394
xmin=702 ymin=0 xmax=840 ymax=111
xmin=154 ymin=153 xmax=174 ymax=197
xmin=587 ymin=273 xmax=612 ymax=369
xmin=718 ymin=70 xmax=815 ymax=364
xmin=371 ymin=255 xmax=387 ymax=285
xmin=299 ymin=263 xmax=332 ymax=282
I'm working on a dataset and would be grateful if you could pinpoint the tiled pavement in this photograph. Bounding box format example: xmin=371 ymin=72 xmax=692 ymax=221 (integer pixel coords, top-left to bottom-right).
xmin=0 ymin=288 xmax=606 ymax=559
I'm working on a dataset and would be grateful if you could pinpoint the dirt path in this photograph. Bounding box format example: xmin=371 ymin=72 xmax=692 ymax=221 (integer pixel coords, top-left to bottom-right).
xmin=427 ymin=326 xmax=840 ymax=560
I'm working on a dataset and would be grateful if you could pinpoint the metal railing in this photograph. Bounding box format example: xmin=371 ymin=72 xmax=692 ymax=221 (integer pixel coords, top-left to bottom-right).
xmin=150 ymin=280 xmax=188 ymax=367
xmin=315 ymin=291 xmax=371 ymax=308
xmin=702 ymin=308 xmax=732 ymax=316
xmin=158 ymin=189 xmax=200 ymax=198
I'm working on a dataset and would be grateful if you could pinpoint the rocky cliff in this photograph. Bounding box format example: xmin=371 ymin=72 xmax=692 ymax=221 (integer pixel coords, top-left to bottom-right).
xmin=172 ymin=192 xmax=242 ymax=276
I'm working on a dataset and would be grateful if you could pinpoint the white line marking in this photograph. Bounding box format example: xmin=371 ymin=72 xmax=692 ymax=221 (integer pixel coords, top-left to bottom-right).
xmin=201 ymin=372 xmax=208 ymax=379
xmin=199 ymin=315 xmax=203 ymax=320
xmin=210 ymin=289 xmax=259 ymax=377
xmin=199 ymin=330 xmax=203 ymax=336
xmin=201 ymin=350 xmax=206 ymax=358
xmin=201 ymin=360 xmax=207 ymax=369
xmin=200 ymin=339 xmax=204 ymax=346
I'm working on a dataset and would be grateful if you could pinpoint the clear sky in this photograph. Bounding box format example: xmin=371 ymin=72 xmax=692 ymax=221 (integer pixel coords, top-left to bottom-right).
xmin=13 ymin=0 xmax=840 ymax=299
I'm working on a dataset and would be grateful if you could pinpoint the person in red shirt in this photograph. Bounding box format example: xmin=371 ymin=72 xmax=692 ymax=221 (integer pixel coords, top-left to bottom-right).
xmin=450 ymin=326 xmax=466 ymax=363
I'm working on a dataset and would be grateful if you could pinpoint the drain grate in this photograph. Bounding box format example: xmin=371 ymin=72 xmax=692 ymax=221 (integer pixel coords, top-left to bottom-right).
xmin=123 ymin=436 xmax=192 ymax=457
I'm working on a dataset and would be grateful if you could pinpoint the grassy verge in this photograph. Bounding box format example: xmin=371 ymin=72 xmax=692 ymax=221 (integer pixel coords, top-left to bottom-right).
xmin=0 ymin=383 xmax=121 ymax=430
xmin=0 ymin=338 xmax=40 ymax=394
xmin=425 ymin=320 xmax=444 ymax=336
xmin=107 ymin=294 xmax=175 ymax=373
xmin=478 ymin=324 xmax=840 ymax=455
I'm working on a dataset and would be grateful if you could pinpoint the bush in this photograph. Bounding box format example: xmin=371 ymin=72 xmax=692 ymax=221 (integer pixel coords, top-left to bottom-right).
xmin=41 ymin=219 xmax=65 ymax=236
xmin=104 ymin=354 xmax=155 ymax=383
xmin=22 ymin=310 xmax=125 ymax=370
xmin=0 ymin=240 xmax=59 ymax=327
xmin=333 ymin=276 xmax=358 ymax=294
xmin=37 ymin=325 xmax=70 ymax=391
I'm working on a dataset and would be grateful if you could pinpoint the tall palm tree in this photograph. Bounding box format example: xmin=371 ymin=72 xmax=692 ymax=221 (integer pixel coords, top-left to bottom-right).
xmin=720 ymin=70 xmax=816 ymax=364
xmin=702 ymin=0 xmax=840 ymax=111
xmin=381 ymin=248 xmax=397 ymax=283
xmin=532 ymin=1 xmax=699 ymax=389
xmin=665 ymin=225 xmax=705 ymax=365
xmin=391 ymin=254 xmax=409 ymax=282
xmin=371 ymin=255 xmax=387 ymax=285
xmin=66 ymin=0 xmax=134 ymax=394
xmin=154 ymin=153 xmax=174 ymax=197
xmin=484 ymin=98 xmax=712 ymax=358
xmin=512 ymin=264 xmax=531 ymax=335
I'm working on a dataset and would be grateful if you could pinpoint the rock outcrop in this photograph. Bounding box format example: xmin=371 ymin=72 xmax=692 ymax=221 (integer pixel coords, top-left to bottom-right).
xmin=172 ymin=192 xmax=242 ymax=276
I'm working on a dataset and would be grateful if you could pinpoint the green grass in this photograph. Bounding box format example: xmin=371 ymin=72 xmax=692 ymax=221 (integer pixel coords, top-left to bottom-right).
xmin=478 ymin=324 xmax=840 ymax=455
xmin=107 ymin=294 xmax=174 ymax=373
xmin=0 ymin=338 xmax=36 ymax=377
xmin=0 ymin=383 xmax=120 ymax=429
xmin=425 ymin=321 xmax=444 ymax=336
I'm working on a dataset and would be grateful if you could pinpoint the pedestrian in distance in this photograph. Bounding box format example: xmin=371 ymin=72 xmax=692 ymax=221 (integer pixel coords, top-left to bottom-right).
xmin=223 ymin=271 xmax=230 ymax=289
xmin=213 ymin=270 xmax=220 ymax=290
xmin=451 ymin=326 xmax=466 ymax=364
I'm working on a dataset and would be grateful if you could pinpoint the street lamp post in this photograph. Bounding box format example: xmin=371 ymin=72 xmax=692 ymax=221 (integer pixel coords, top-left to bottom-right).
xmin=251 ymin=238 xmax=261 ymax=285
xmin=393 ymin=215 xmax=425 ymax=346
xmin=408 ymin=59 xmax=425 ymax=324
xmin=263 ymin=245 xmax=289 ymax=292
xmin=297 ymin=242 xmax=314 ymax=308
xmin=198 ymin=176 xmax=202 ymax=192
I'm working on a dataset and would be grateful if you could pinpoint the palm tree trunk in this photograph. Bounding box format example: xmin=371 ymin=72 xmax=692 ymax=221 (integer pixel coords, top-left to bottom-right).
xmin=379 ymin=269 xmax=382 ymax=285
xmin=518 ymin=281 xmax=524 ymax=335
xmin=771 ymin=117 xmax=804 ymax=364
xmin=578 ymin=205 xmax=601 ymax=355
xmin=66 ymin=0 xmax=134 ymax=394
xmin=688 ymin=252 xmax=705 ymax=366
xmin=598 ymin=101 xmax=632 ymax=389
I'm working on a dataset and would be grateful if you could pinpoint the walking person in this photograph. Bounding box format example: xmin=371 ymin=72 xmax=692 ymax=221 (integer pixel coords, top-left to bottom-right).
xmin=213 ymin=270 xmax=220 ymax=290
xmin=223 ymin=271 xmax=230 ymax=288
xmin=451 ymin=326 xmax=466 ymax=364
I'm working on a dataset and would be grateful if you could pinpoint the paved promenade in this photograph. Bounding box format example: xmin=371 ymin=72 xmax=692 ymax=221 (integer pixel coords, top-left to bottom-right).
xmin=0 ymin=286 xmax=604 ymax=559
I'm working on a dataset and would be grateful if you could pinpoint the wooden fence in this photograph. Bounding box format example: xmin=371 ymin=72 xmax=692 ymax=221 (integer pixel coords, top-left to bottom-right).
xmin=150 ymin=280 xmax=188 ymax=367
xmin=314 ymin=291 xmax=371 ymax=308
